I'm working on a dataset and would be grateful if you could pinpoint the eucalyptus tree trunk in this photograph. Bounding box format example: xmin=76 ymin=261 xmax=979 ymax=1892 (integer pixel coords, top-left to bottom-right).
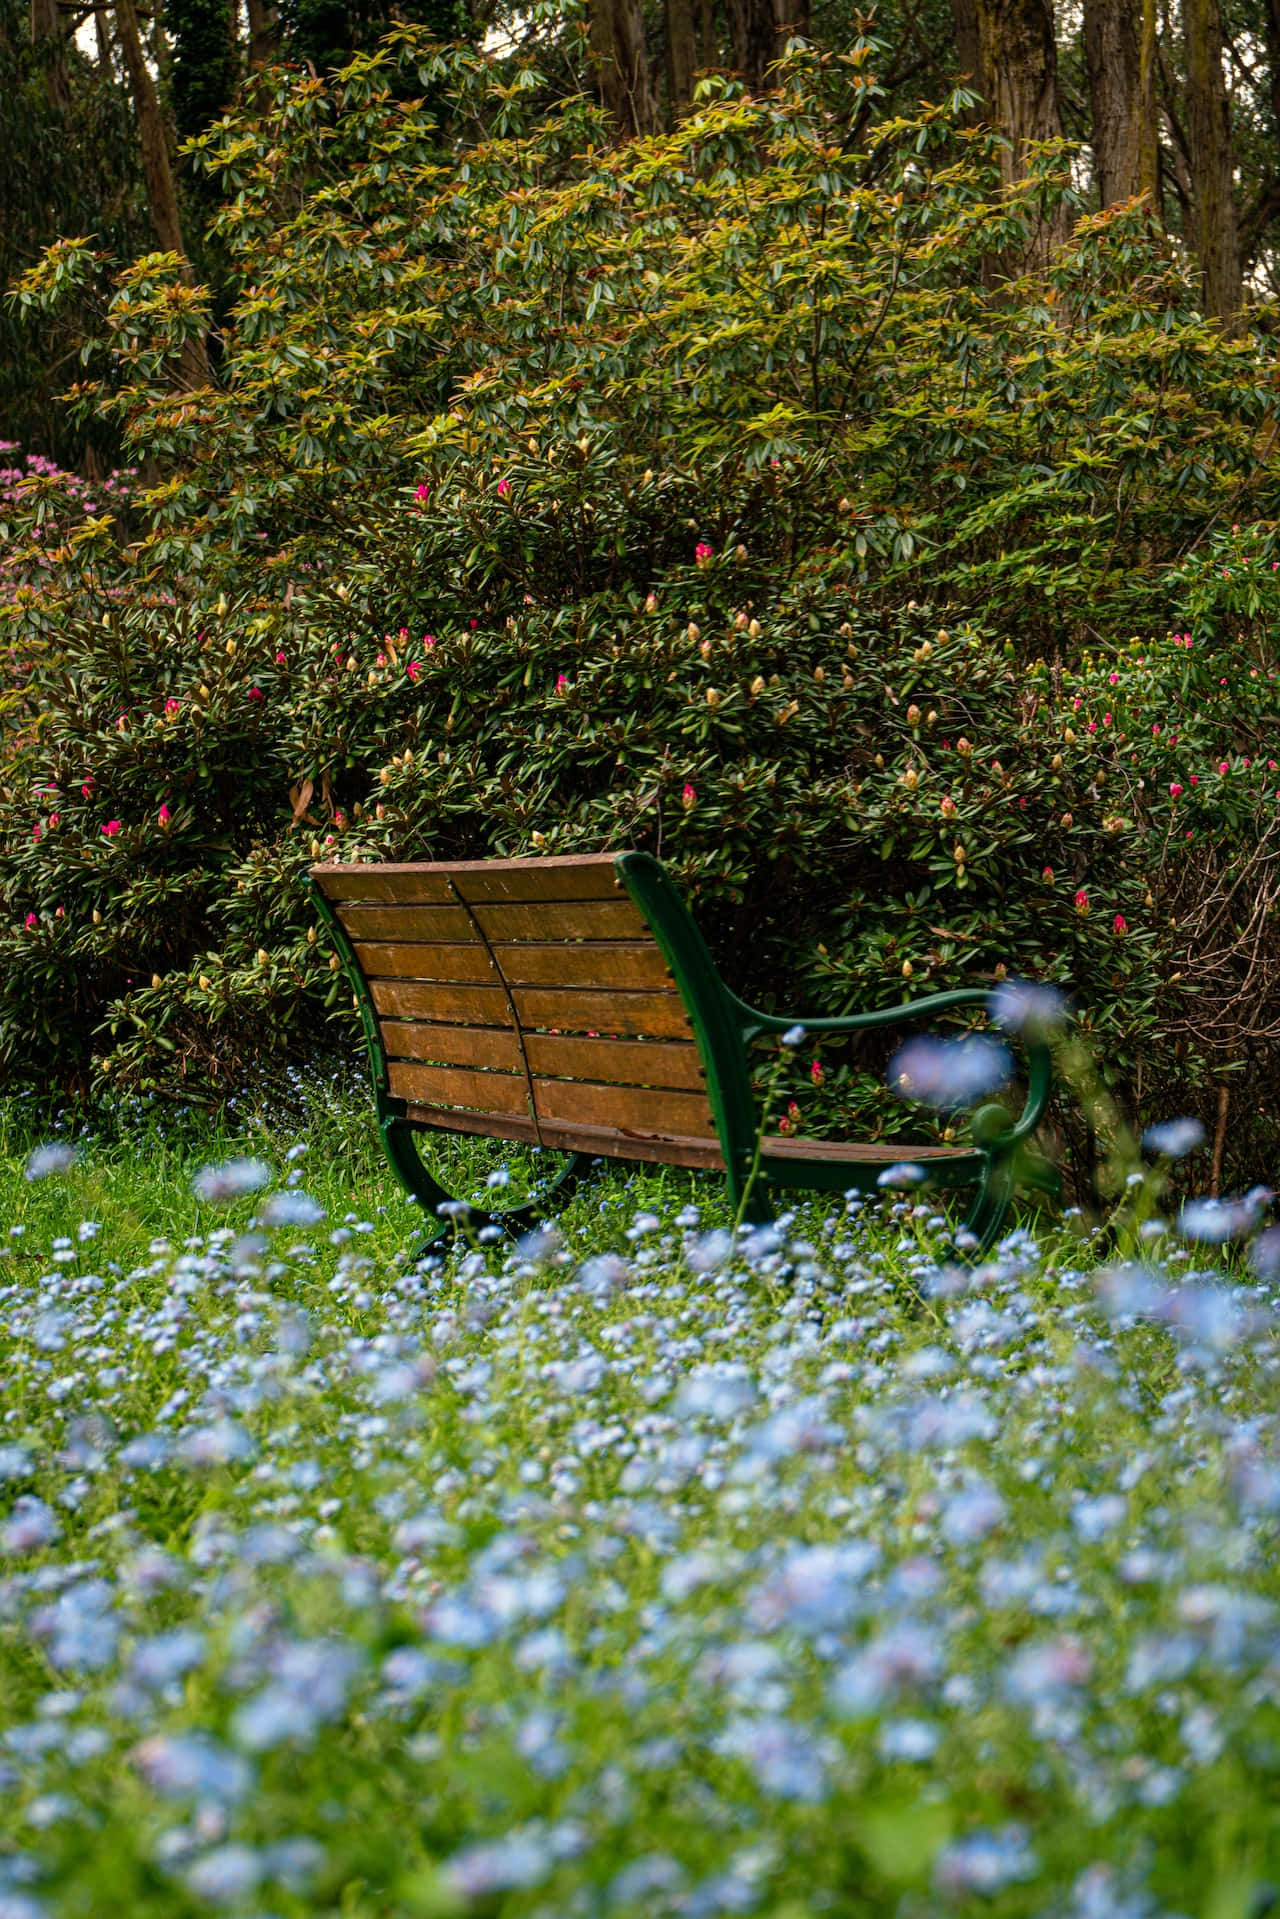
xmin=952 ymin=0 xmax=986 ymax=118
xmin=973 ymin=0 xmax=1070 ymax=255
xmin=726 ymin=0 xmax=808 ymax=89
xmin=1083 ymin=0 xmax=1156 ymax=205
xmin=113 ymin=0 xmax=211 ymax=384
xmin=1182 ymin=0 xmax=1242 ymax=320
xmin=247 ymin=0 xmax=280 ymax=67
xmin=29 ymin=0 xmax=70 ymax=111
xmin=588 ymin=0 xmax=656 ymax=136
xmin=665 ymin=0 xmax=698 ymax=115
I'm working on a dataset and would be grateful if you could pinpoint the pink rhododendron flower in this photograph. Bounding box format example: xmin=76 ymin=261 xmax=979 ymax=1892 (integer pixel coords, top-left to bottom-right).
xmin=247 ymin=686 xmax=264 ymax=702
xmin=47 ymin=814 xmax=58 ymax=828
xmin=1218 ymin=761 xmax=1229 ymax=774
xmin=1041 ymin=865 xmax=1054 ymax=883
xmin=1169 ymin=783 xmax=1183 ymax=797
xmin=497 ymin=478 xmax=511 ymax=498
xmin=1074 ymin=889 xmax=1089 ymax=915
xmin=102 ymin=820 xmax=121 ymax=837
xmin=422 ymin=634 xmax=435 ymax=648
xmin=555 ymin=674 xmax=568 ymax=694
xmin=164 ymin=698 xmax=180 ymax=717
xmin=810 ymin=1058 xmax=824 ymax=1085
xmin=695 ymin=542 xmax=714 ymax=565
xmin=1113 ymin=914 xmax=1127 ymax=935
xmin=681 ymin=783 xmax=696 ymax=810
xmin=275 ymin=651 xmax=286 ymax=666
xmin=406 ymin=661 xmax=421 ymax=682
xmin=158 ymin=804 xmax=171 ymax=826
xmin=414 ymin=481 xmax=430 ymax=504
xmin=24 ymin=913 xmax=36 ymax=930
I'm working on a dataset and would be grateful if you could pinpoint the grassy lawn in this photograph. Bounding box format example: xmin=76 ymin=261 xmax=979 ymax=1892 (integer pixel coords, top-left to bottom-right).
xmin=0 ymin=1080 xmax=1275 ymax=1917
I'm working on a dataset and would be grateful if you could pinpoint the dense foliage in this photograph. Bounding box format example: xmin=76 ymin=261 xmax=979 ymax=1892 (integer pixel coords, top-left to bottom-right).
xmin=3 ymin=40 xmax=1279 ymax=1186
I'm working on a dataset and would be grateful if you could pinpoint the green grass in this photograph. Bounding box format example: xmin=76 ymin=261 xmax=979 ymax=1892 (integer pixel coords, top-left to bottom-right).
xmin=0 ymin=1080 xmax=1275 ymax=1919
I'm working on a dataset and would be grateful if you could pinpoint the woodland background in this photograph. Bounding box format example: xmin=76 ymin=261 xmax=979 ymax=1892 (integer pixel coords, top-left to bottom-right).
xmin=8 ymin=0 xmax=1280 ymax=457
xmin=2 ymin=0 xmax=1280 ymax=1201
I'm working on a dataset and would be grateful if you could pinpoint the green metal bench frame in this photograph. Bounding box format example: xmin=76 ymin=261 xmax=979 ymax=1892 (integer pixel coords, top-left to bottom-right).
xmin=303 ymin=850 xmax=1054 ymax=1253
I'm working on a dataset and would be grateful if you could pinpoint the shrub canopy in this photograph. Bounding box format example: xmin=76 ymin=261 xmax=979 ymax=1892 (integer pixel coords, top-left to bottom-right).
xmin=4 ymin=33 xmax=1280 ymax=1184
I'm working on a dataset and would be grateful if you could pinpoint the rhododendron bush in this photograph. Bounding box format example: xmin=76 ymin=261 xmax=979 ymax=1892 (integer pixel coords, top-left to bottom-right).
xmin=2 ymin=31 xmax=1279 ymax=1184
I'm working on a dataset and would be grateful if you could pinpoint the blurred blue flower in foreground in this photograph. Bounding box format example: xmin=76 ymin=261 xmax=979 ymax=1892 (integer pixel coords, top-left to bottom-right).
xmin=988 ymin=980 xmax=1068 ymax=1036
xmin=191 ymin=1158 xmax=272 ymax=1203
xmin=1177 ymin=1187 xmax=1272 ymax=1244
xmin=260 ymin=1190 xmax=326 ymax=1228
xmin=1141 ymin=1118 xmax=1206 ymax=1159
xmin=24 ymin=1143 xmax=77 ymax=1182
xmin=888 ymin=1034 xmax=1013 ymax=1109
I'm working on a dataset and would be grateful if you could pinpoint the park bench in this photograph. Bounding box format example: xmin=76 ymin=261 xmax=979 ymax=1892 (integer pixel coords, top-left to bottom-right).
xmin=304 ymin=850 xmax=1053 ymax=1251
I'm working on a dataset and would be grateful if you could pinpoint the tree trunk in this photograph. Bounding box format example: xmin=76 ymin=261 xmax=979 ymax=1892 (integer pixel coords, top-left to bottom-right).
xmin=113 ymin=0 xmax=211 ymax=383
xmin=247 ymin=0 xmax=280 ymax=68
xmin=665 ymin=0 xmax=698 ymax=116
xmin=973 ymin=0 xmax=1070 ymax=254
xmin=94 ymin=1 xmax=114 ymax=74
xmin=727 ymin=0 xmax=775 ymax=88
xmin=588 ymin=0 xmax=655 ymax=136
xmin=952 ymin=0 xmax=986 ymax=118
xmin=1183 ymin=0 xmax=1242 ymax=320
xmin=1083 ymin=0 xmax=1151 ymax=205
xmin=698 ymin=0 xmax=716 ymax=68
xmin=773 ymin=0 xmax=808 ymax=43
xmin=1138 ymin=0 xmax=1159 ymax=206
xmin=29 ymin=0 xmax=71 ymax=111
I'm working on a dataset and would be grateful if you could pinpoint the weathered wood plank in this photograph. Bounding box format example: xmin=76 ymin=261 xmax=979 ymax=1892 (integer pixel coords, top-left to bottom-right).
xmin=763 ymin=1137 xmax=967 ymax=1162
xmin=401 ymin=1104 xmax=725 ymax=1169
xmin=387 ymin=1060 xmax=529 ymax=1115
xmin=316 ymin=853 xmax=618 ymax=903
xmin=355 ymin=942 xmax=494 ymax=984
xmin=340 ymin=903 xmax=475 ymax=943
xmin=312 ymin=867 xmax=457 ymax=905
xmin=533 ymin=1078 xmax=716 ymax=1139
xmin=512 ymin=987 xmax=694 ymax=1039
xmin=381 ymin=1021 xmax=523 ymax=1072
xmin=497 ymin=942 xmax=671 ymax=990
xmin=339 ymin=897 xmax=647 ymax=946
xmin=523 ymin=1032 xmax=704 ymax=1091
xmin=369 ymin=979 xmax=509 ymax=1024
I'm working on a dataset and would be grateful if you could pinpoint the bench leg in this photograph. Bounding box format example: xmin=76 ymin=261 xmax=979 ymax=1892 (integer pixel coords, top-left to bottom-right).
xmin=381 ymin=1117 xmax=583 ymax=1246
xmin=960 ymin=1152 xmax=1015 ymax=1257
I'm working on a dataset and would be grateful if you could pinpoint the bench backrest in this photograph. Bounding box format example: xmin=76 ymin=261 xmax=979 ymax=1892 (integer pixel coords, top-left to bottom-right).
xmin=309 ymin=853 xmax=730 ymax=1168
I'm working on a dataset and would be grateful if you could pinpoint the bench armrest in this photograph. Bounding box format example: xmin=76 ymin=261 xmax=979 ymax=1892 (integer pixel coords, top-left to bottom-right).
xmin=731 ymin=985 xmax=1054 ymax=1149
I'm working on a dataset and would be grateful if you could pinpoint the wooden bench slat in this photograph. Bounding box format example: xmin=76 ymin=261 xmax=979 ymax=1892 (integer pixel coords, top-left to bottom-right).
xmin=339 ymin=904 xmax=476 ymax=943
xmin=315 ymin=853 xmax=619 ymax=903
xmin=356 ymin=942 xmax=494 ymax=984
xmin=370 ymin=980 xmax=509 ymax=1024
xmin=532 ymin=1079 xmax=717 ymax=1139
xmin=387 ymin=1060 xmax=530 ymax=1115
xmin=513 ymin=987 xmax=695 ymax=1039
xmin=338 ymin=899 xmax=648 ymax=945
xmin=381 ymin=1021 xmax=524 ymax=1072
xmin=497 ymin=942 xmax=673 ymax=990
xmin=402 ymin=1104 xmax=726 ymax=1169
xmin=457 ymin=862 xmax=622 ymax=905
xmin=313 ymin=868 xmax=458 ymax=905
xmin=522 ymin=1033 xmax=705 ymax=1091
xmin=763 ymin=1136 xmax=969 ymax=1162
